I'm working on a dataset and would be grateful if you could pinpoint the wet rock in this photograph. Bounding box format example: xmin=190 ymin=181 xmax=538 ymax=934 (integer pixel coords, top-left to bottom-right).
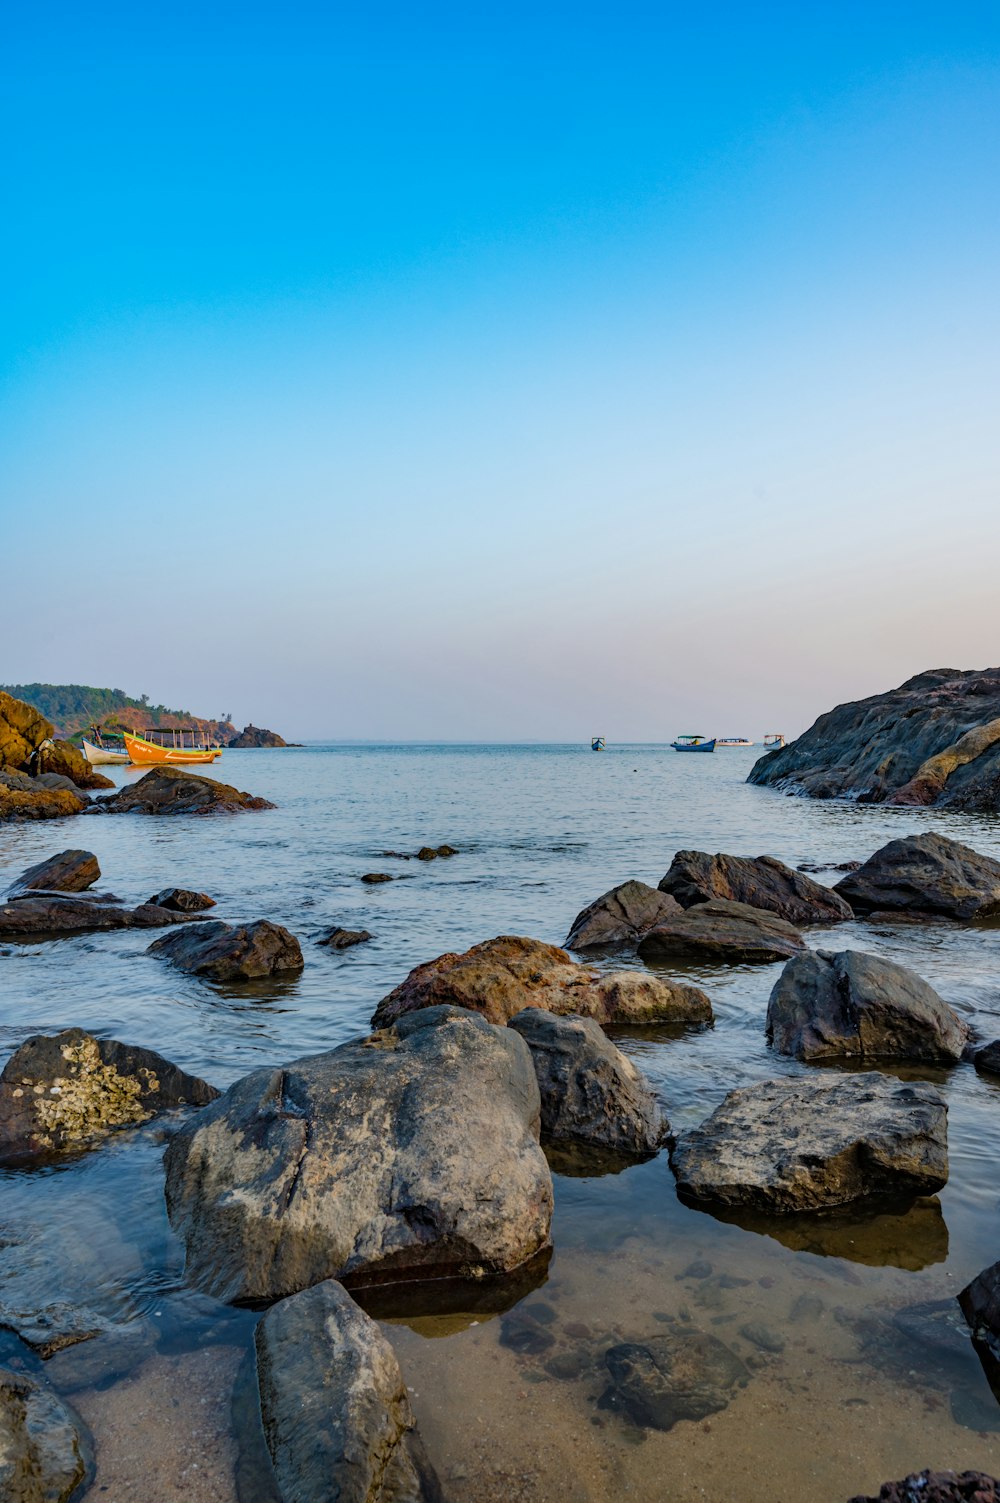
xmin=42 ymin=1320 xmax=155 ymax=1393
xmin=564 ymin=880 xmax=683 ymax=950
xmin=600 ymin=1327 xmax=749 ymax=1431
xmin=0 ymin=771 xmax=88 ymax=823
xmin=372 ymin=934 xmax=712 ymax=1030
xmin=659 ymin=850 xmax=852 ymax=926
xmin=317 ymin=927 xmax=374 ymax=949
xmin=798 ymin=861 xmax=861 ymax=874
xmin=973 ymin=1041 xmax=1000 ymax=1077
xmin=99 ymin=766 xmax=276 ymax=815
xmin=0 ymin=1028 xmax=219 ymax=1160
xmin=254 ymin=1278 xmax=441 ymax=1503
xmin=148 ymin=919 xmax=304 ymax=980
xmin=671 ymin=1073 xmax=948 ymax=1213
xmin=959 ymin=1260 xmax=1000 ymax=1369
xmin=6 ymin=850 xmax=100 ymax=896
xmin=0 ymin=1364 xmax=94 ymax=1502
xmin=848 ymin=1471 xmax=1000 ymax=1502
xmin=0 ymin=892 xmax=186 ymax=939
xmin=147 ymin=886 xmax=216 ymax=912
xmin=508 ymin=1008 xmax=666 ymax=1156
xmin=164 ymin=1005 xmax=553 ymax=1301
xmin=637 ymin=900 xmax=805 ymax=965
xmin=361 ymin=872 xmax=394 ymax=884
xmin=766 ymin=949 xmax=969 ymax=1063
xmin=738 ymin=1321 xmax=785 ymax=1354
xmin=834 ymin=833 xmax=1000 ymax=920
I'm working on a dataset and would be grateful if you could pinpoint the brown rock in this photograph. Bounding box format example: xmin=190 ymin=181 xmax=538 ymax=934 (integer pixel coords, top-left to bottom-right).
xmin=147 ymin=887 xmax=216 ymax=912
xmin=318 ymin=927 xmax=374 ymax=948
xmin=637 ymin=900 xmax=805 ymax=964
xmin=7 ymin=850 xmax=100 ymax=896
xmin=99 ymin=766 xmax=275 ymax=815
xmin=148 ymin=919 xmax=304 ymax=979
xmin=0 ymin=772 xmax=87 ymax=823
xmin=848 ymin=1471 xmax=1000 ymax=1503
xmin=659 ymin=850 xmax=852 ymax=925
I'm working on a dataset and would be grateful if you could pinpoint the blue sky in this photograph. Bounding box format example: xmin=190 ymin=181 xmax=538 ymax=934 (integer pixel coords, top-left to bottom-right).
xmin=3 ymin=3 xmax=998 ymax=738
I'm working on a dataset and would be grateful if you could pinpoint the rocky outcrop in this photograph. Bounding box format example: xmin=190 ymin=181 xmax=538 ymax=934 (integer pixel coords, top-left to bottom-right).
xmin=600 ymin=1327 xmax=749 ymax=1431
xmin=766 ymin=949 xmax=969 ymax=1063
xmin=973 ymin=1041 xmax=1000 ymax=1078
xmin=671 ymin=1073 xmax=948 ymax=1212
xmin=147 ymin=887 xmax=216 ymax=912
xmin=6 ymin=850 xmax=99 ymax=895
xmin=848 ymin=1473 xmax=1000 ymax=1503
xmin=0 ymin=1365 xmax=93 ymax=1502
xmin=564 ymin=880 xmax=682 ymax=950
xmin=148 ymin=920 xmax=304 ymax=980
xmin=834 ymin=833 xmax=1000 ymax=920
xmin=0 ymin=892 xmax=188 ymax=939
xmin=658 ymin=851 xmax=851 ymax=926
xmin=318 ymin=927 xmax=374 ymax=948
xmin=747 ymin=668 xmax=1000 ymax=811
xmin=253 ymin=1280 xmax=441 ymax=1503
xmin=164 ymin=1006 xmax=553 ymax=1301
xmin=98 ymin=766 xmax=276 ymax=815
xmin=0 ymin=1029 xmax=218 ymax=1161
xmin=227 ymin=724 xmax=288 ymax=748
xmin=508 ymin=1008 xmax=666 ymax=1156
xmin=0 ymin=772 xmax=87 ymax=823
xmin=371 ymin=935 xmax=712 ymax=1030
xmin=0 ymin=689 xmax=111 ymax=791
xmin=40 ymin=740 xmax=113 ymax=790
xmin=637 ymin=900 xmax=805 ymax=964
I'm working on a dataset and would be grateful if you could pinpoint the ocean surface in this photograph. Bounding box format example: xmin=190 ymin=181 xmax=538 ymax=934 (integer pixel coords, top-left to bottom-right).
xmin=3 ymin=743 xmax=1000 ymax=1502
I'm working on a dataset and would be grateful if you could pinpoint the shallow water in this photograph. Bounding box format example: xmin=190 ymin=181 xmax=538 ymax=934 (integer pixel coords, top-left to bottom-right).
xmin=3 ymin=743 xmax=1000 ymax=1500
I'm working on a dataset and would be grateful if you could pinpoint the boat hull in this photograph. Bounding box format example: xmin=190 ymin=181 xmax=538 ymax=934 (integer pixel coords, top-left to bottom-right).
xmin=82 ymin=739 xmax=130 ymax=765
xmin=671 ymin=740 xmax=716 ymax=752
xmin=123 ymin=732 xmax=222 ymax=766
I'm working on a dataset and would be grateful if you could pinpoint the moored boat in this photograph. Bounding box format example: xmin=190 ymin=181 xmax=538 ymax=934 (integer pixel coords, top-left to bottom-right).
xmin=716 ymin=736 xmax=754 ymax=747
xmin=591 ymin=736 xmax=606 ymax=751
xmin=82 ymin=737 xmax=130 ymax=766
xmin=671 ymin=735 xmax=716 ymax=752
xmin=764 ymin=733 xmax=787 ymax=747
xmin=123 ymin=729 xmax=222 ymax=766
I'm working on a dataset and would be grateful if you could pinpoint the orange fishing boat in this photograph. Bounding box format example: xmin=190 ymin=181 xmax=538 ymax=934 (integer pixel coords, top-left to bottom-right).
xmin=122 ymin=729 xmax=222 ymax=766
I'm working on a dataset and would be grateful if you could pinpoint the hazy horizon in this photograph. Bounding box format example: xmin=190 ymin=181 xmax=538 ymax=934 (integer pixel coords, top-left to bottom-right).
xmin=4 ymin=3 xmax=998 ymax=741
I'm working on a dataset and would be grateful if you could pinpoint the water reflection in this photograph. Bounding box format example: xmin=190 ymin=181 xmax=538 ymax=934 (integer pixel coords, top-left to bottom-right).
xmin=685 ymin=1195 xmax=950 ymax=1269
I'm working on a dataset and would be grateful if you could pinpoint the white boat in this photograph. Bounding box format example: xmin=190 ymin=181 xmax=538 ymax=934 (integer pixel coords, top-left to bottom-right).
xmin=716 ymin=737 xmax=754 ymax=747
xmin=763 ymin=733 xmax=786 ymax=748
xmin=82 ymin=737 xmax=130 ymax=766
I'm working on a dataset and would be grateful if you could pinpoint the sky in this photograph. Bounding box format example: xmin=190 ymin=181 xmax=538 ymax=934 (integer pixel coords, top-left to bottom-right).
xmin=2 ymin=2 xmax=998 ymax=740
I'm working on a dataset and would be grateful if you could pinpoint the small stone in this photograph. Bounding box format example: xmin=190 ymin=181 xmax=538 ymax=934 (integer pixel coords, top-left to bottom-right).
xmin=738 ymin=1321 xmax=785 ymax=1354
xmin=361 ymin=873 xmax=394 ymax=884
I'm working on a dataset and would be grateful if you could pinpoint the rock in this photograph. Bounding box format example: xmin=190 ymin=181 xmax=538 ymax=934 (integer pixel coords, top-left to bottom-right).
xmin=0 ymin=1365 xmax=93 ymax=1502
xmin=253 ymin=1279 xmax=440 ymax=1503
xmin=99 ymin=766 xmax=276 ymax=815
xmin=0 ymin=689 xmax=111 ymax=791
xmin=371 ymin=935 xmax=712 ymax=1030
xmin=637 ymin=900 xmax=805 ymax=965
xmin=0 ymin=1028 xmax=219 ymax=1160
xmin=147 ymin=887 xmax=216 ymax=912
xmin=671 ymin=1073 xmax=948 ymax=1213
xmin=361 ymin=873 xmax=394 ymax=884
xmin=658 ymin=850 xmax=852 ymax=925
xmin=508 ymin=1008 xmax=666 ymax=1156
xmin=834 ymin=833 xmax=1000 ymax=920
xmin=0 ymin=772 xmax=87 ymax=823
xmin=318 ymin=927 xmax=374 ymax=949
xmin=148 ymin=920 xmax=304 ymax=980
xmin=738 ymin=1321 xmax=785 ymax=1354
xmin=600 ymin=1327 xmax=749 ymax=1431
xmin=848 ymin=1472 xmax=1000 ymax=1503
xmin=416 ymin=847 xmax=439 ymax=860
xmin=227 ymin=723 xmax=288 ymax=748
xmin=974 ymin=1041 xmax=1000 ymax=1077
xmin=163 ymin=1005 xmax=553 ymax=1300
xmin=40 ymin=739 xmax=113 ymax=790
xmin=766 ymin=949 xmax=969 ymax=1063
xmin=959 ymin=1260 xmax=1000 ymax=1362
xmin=6 ymin=850 xmax=100 ymax=895
xmin=564 ymin=880 xmax=683 ymax=950
xmin=435 ymin=845 xmax=458 ymax=857
xmin=0 ymin=892 xmax=187 ymax=939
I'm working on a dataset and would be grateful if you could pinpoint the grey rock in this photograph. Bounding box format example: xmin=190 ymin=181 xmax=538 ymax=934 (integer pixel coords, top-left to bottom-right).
xmin=164 ymin=1005 xmax=553 ymax=1301
xmin=0 ymin=892 xmax=186 ymax=939
xmin=959 ymin=1260 xmax=1000 ymax=1367
xmin=254 ymin=1280 xmax=440 ymax=1503
xmin=508 ymin=1007 xmax=666 ymax=1156
xmin=563 ymin=880 xmax=682 ymax=950
xmin=637 ymin=899 xmax=805 ymax=965
xmin=600 ymin=1327 xmax=749 ymax=1430
xmin=99 ymin=766 xmax=275 ymax=815
xmin=659 ymin=850 xmax=852 ymax=925
xmin=6 ymin=850 xmax=99 ymax=896
xmin=834 ymin=833 xmax=1000 ymax=920
xmin=671 ymin=1073 xmax=948 ymax=1213
xmin=974 ymin=1041 xmax=1000 ymax=1077
xmin=738 ymin=1321 xmax=785 ymax=1354
xmin=766 ymin=949 xmax=969 ymax=1063
xmin=147 ymin=887 xmax=216 ymax=912
xmin=0 ymin=1366 xmax=93 ymax=1502
xmin=147 ymin=919 xmax=304 ymax=979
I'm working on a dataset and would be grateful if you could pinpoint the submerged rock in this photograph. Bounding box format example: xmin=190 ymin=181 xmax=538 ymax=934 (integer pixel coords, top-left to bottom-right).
xmin=6 ymin=850 xmax=100 ymax=896
xmin=148 ymin=919 xmax=304 ymax=979
xmin=600 ymin=1326 xmax=749 ymax=1431
xmin=0 ymin=1028 xmax=219 ymax=1160
xmin=563 ymin=880 xmax=682 ymax=950
xmin=98 ymin=766 xmax=276 ymax=815
xmin=671 ymin=1073 xmax=948 ymax=1213
xmin=766 ymin=949 xmax=969 ymax=1063
xmin=848 ymin=1472 xmax=1000 ymax=1503
xmin=658 ymin=850 xmax=852 ymax=926
xmin=637 ymin=899 xmax=805 ymax=964
xmin=164 ymin=1006 xmax=553 ymax=1301
xmin=147 ymin=887 xmax=216 ymax=912
xmin=317 ymin=926 xmax=374 ymax=949
xmin=834 ymin=833 xmax=1000 ymax=920
xmin=254 ymin=1279 xmax=441 ymax=1503
xmin=0 ymin=892 xmax=186 ymax=939
xmin=361 ymin=872 xmax=395 ymax=884
xmin=508 ymin=1008 xmax=667 ymax=1156
xmin=0 ymin=1364 xmax=93 ymax=1503
xmin=372 ymin=934 xmax=712 ymax=1030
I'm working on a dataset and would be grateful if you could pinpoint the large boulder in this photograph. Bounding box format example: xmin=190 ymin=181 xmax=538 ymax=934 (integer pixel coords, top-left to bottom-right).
xmin=600 ymin=1326 xmax=749 ymax=1431
xmin=747 ymin=668 xmax=1000 ymax=811
xmin=0 ymin=772 xmax=87 ymax=823
xmin=834 ymin=832 xmax=1000 ymax=919
xmin=508 ymin=1008 xmax=666 ymax=1156
xmin=564 ymin=880 xmax=682 ymax=949
xmin=637 ymin=900 xmax=805 ymax=964
xmin=0 ymin=1365 xmax=93 ymax=1502
xmin=163 ymin=1006 xmax=553 ymax=1300
xmin=959 ymin=1260 xmax=1000 ymax=1365
xmin=40 ymin=740 xmax=113 ymax=790
xmin=671 ymin=1073 xmax=948 ymax=1212
xmin=658 ymin=850 xmax=851 ymax=925
xmin=0 ymin=1029 xmax=217 ymax=1161
xmin=766 ymin=949 xmax=969 ymax=1063
xmin=6 ymin=850 xmax=100 ymax=896
xmin=253 ymin=1279 xmax=440 ymax=1503
xmin=99 ymin=766 xmax=276 ymax=815
xmin=227 ymin=723 xmax=288 ymax=748
xmin=148 ymin=919 xmax=304 ymax=979
xmin=849 ymin=1474 xmax=1000 ymax=1503
xmin=0 ymin=689 xmax=110 ymax=791
xmin=371 ymin=935 xmax=712 ymax=1030
xmin=0 ymin=892 xmax=187 ymax=939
